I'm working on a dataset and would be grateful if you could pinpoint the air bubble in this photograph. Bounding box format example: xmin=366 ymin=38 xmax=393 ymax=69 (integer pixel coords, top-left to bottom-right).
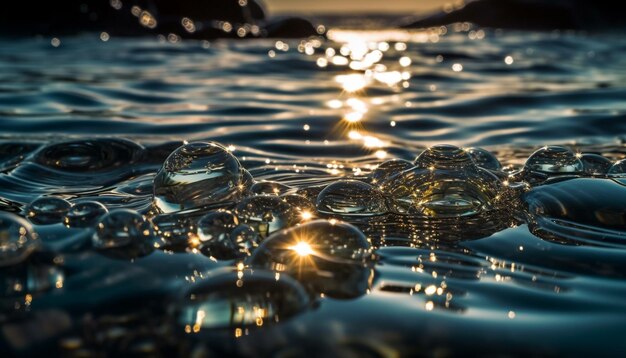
xmin=369 ymin=159 xmax=414 ymax=184
xmin=25 ymin=196 xmax=72 ymax=225
xmin=176 ymin=268 xmax=308 ymax=330
xmin=580 ymin=153 xmax=612 ymax=176
xmin=63 ymin=201 xmax=108 ymax=228
xmin=197 ymin=210 xmax=259 ymax=259
xmin=0 ymin=212 xmax=38 ymax=267
xmin=316 ymin=180 xmax=387 ymax=216
xmin=92 ymin=209 xmax=155 ymax=257
xmin=248 ymin=220 xmax=372 ymax=298
xmin=153 ymin=142 xmax=244 ymax=213
xmin=235 ymin=196 xmax=300 ymax=237
xmin=608 ymin=158 xmax=626 ymax=177
xmin=414 ymin=144 xmax=474 ymax=170
xmin=467 ymin=147 xmax=502 ymax=171
xmin=249 ymin=181 xmax=292 ymax=196
xmin=384 ymin=144 xmax=502 ymax=217
xmin=524 ymin=146 xmax=583 ymax=175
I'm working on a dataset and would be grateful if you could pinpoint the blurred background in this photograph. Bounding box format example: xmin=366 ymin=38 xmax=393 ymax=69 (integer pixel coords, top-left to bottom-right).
xmin=265 ymin=0 xmax=448 ymax=14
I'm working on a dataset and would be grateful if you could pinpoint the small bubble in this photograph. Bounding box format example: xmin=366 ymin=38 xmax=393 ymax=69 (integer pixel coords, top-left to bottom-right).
xmin=316 ymin=180 xmax=387 ymax=216
xmin=177 ymin=268 xmax=308 ymax=330
xmin=608 ymin=158 xmax=626 ymax=177
xmin=467 ymin=147 xmax=502 ymax=171
xmin=197 ymin=210 xmax=258 ymax=259
xmin=524 ymin=146 xmax=583 ymax=176
xmin=25 ymin=197 xmax=72 ymax=225
xmin=63 ymin=201 xmax=108 ymax=228
xmin=92 ymin=209 xmax=155 ymax=257
xmin=51 ymin=38 xmax=61 ymax=47
xmin=452 ymin=63 xmax=463 ymax=72
xmin=580 ymin=153 xmax=612 ymax=176
xmin=235 ymin=196 xmax=300 ymax=238
xmin=249 ymin=181 xmax=292 ymax=196
xmin=369 ymin=158 xmax=414 ymax=184
xmin=504 ymin=56 xmax=514 ymax=65
xmin=0 ymin=212 xmax=38 ymax=267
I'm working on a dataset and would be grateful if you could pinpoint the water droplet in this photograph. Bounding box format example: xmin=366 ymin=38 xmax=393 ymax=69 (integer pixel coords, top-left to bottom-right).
xmin=0 ymin=212 xmax=38 ymax=267
xmin=316 ymin=180 xmax=387 ymax=216
xmin=249 ymin=181 xmax=292 ymax=196
xmin=384 ymin=144 xmax=502 ymax=217
xmin=92 ymin=209 xmax=155 ymax=257
xmin=467 ymin=147 xmax=502 ymax=171
xmin=176 ymin=268 xmax=309 ymax=330
xmin=369 ymin=159 xmax=414 ymax=184
xmin=197 ymin=210 xmax=259 ymax=259
xmin=248 ymin=220 xmax=373 ymax=298
xmin=580 ymin=153 xmax=612 ymax=176
xmin=153 ymin=142 xmax=244 ymax=213
xmin=524 ymin=146 xmax=583 ymax=175
xmin=25 ymin=196 xmax=72 ymax=225
xmin=608 ymin=159 xmax=626 ymax=177
xmin=235 ymin=196 xmax=300 ymax=238
xmin=63 ymin=201 xmax=108 ymax=228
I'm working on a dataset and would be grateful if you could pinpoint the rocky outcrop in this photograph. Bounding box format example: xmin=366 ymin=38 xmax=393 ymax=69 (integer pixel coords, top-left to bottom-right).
xmin=0 ymin=0 xmax=320 ymax=38
xmin=402 ymin=0 xmax=626 ymax=31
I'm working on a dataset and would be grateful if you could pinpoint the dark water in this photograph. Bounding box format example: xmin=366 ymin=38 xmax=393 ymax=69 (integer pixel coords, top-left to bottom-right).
xmin=1 ymin=26 xmax=626 ymax=357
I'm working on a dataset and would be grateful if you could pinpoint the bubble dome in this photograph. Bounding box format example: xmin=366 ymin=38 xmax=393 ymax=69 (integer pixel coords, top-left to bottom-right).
xmin=153 ymin=142 xmax=245 ymax=213
xmin=316 ymin=180 xmax=387 ymax=216
xmin=92 ymin=209 xmax=155 ymax=256
xmin=0 ymin=212 xmax=38 ymax=267
xmin=25 ymin=196 xmax=72 ymax=225
xmin=523 ymin=146 xmax=584 ymax=176
xmin=383 ymin=144 xmax=503 ymax=217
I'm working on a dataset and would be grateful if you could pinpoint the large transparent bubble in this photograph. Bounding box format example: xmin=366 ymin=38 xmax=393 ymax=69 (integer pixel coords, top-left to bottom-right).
xmin=248 ymin=220 xmax=373 ymax=298
xmin=316 ymin=180 xmax=387 ymax=216
xmin=153 ymin=142 xmax=244 ymax=213
xmin=0 ymin=212 xmax=38 ymax=267
xmin=383 ymin=145 xmax=503 ymax=217
xmin=176 ymin=268 xmax=309 ymax=331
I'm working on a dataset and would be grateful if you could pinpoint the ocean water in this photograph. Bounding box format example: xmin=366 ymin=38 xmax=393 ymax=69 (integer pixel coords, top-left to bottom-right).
xmin=1 ymin=25 xmax=626 ymax=357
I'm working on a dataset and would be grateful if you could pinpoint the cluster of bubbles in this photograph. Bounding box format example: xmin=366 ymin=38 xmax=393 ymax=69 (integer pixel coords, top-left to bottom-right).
xmin=2 ymin=140 xmax=625 ymax=339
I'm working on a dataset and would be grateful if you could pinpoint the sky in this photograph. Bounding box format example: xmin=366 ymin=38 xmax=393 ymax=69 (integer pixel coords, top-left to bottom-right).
xmin=264 ymin=0 xmax=450 ymax=14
